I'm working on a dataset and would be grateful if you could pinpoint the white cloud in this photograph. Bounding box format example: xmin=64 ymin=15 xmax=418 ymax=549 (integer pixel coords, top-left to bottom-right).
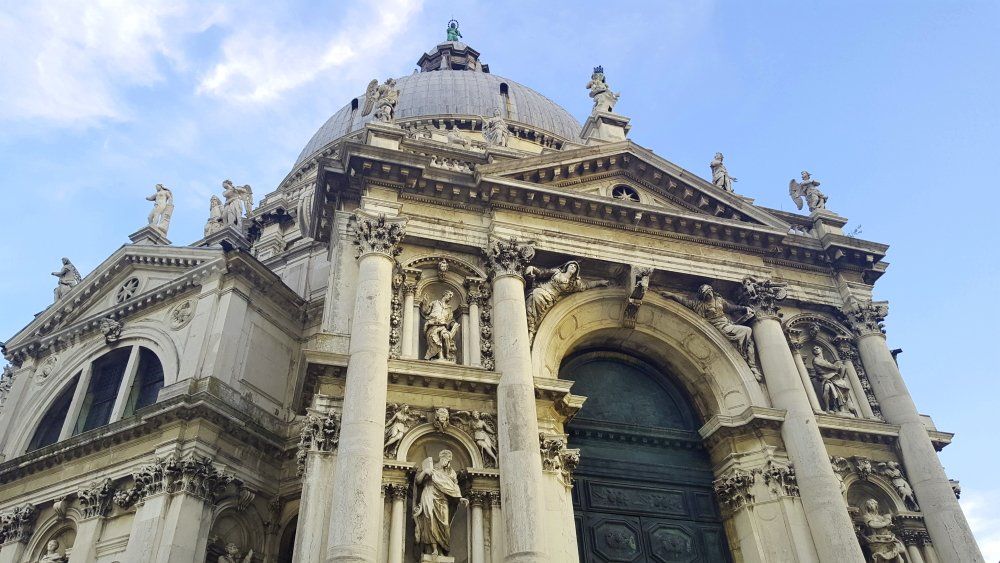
xmin=961 ymin=488 xmax=1000 ymax=560
xmin=197 ymin=0 xmax=423 ymax=103
xmin=0 ymin=1 xmax=222 ymax=124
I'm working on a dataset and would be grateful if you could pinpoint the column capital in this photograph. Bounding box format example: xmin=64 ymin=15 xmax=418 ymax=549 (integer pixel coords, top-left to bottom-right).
xmin=382 ymin=483 xmax=408 ymax=501
xmin=78 ymin=478 xmax=116 ymax=520
xmin=842 ymin=299 xmax=889 ymax=338
xmin=0 ymin=503 xmax=36 ymax=545
xmin=351 ymin=211 xmax=407 ymax=260
xmin=485 ymin=236 xmax=535 ymax=280
xmin=739 ymin=275 xmax=788 ymax=320
xmin=467 ymin=489 xmax=492 ymax=507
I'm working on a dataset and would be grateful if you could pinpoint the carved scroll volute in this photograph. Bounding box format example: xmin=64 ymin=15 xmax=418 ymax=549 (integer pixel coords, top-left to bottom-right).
xmin=351 ymin=211 xmax=407 ymax=259
xmin=486 ymin=237 xmax=535 ymax=279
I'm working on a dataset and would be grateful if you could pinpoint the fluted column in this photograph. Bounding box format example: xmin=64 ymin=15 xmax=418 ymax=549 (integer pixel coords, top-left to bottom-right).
xmin=742 ymin=278 xmax=865 ymax=562
xmin=845 ymin=300 xmax=984 ymax=562
xmin=486 ymin=237 xmax=546 ymax=563
xmin=326 ymin=211 xmax=407 ymax=563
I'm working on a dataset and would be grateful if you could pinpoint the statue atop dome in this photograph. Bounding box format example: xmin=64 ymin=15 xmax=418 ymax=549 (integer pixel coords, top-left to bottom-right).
xmin=446 ymin=19 xmax=462 ymax=42
xmin=587 ymin=65 xmax=620 ymax=114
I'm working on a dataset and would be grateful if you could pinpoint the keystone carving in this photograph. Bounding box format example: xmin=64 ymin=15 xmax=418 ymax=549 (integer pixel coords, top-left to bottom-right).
xmin=99 ymin=317 xmax=124 ymax=344
xmin=622 ymin=267 xmax=651 ymax=329
xmin=351 ymin=212 xmax=406 ymax=259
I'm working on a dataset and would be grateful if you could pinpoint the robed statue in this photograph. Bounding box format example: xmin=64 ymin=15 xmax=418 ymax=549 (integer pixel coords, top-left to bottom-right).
xmin=481 ymin=108 xmax=510 ymax=147
xmin=446 ymin=19 xmax=462 ymax=42
xmin=37 ymin=540 xmax=67 ymax=563
xmin=811 ymin=345 xmax=857 ymax=416
xmin=858 ymin=499 xmax=905 ymax=562
xmin=51 ymin=257 xmax=81 ymax=301
xmin=789 ymin=171 xmax=827 ymax=212
xmin=221 ymin=180 xmax=253 ymax=229
xmin=586 ymin=66 xmax=620 ymax=114
xmin=420 ymin=290 xmax=460 ymax=362
xmin=710 ymin=152 xmax=736 ymax=192
xmin=413 ymin=449 xmax=468 ymax=558
xmin=524 ymin=261 xmax=610 ymax=343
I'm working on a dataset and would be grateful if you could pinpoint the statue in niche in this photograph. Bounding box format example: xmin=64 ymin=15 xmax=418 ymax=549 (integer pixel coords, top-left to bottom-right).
xmin=811 ymin=345 xmax=858 ymax=417
xmin=858 ymin=499 xmax=906 ymax=562
xmin=877 ymin=461 xmax=920 ymax=511
xmin=384 ymin=404 xmax=422 ymax=456
xmin=146 ymin=183 xmax=174 ymax=235
xmin=481 ymin=108 xmax=510 ymax=147
xmin=37 ymin=540 xmax=67 ymax=563
xmin=51 ymin=257 xmax=81 ymax=301
xmin=413 ymin=449 xmax=468 ymax=558
xmin=204 ymin=195 xmax=224 ymax=236
xmin=221 ymin=180 xmax=253 ymax=229
xmin=372 ymin=78 xmax=400 ymax=123
xmin=658 ymin=284 xmax=763 ymax=382
xmin=789 ymin=171 xmax=828 ymax=212
xmin=586 ymin=66 xmax=620 ymax=113
xmin=420 ymin=290 xmax=460 ymax=362
xmin=710 ymin=152 xmax=737 ymax=192
xmin=525 ymin=261 xmax=610 ymax=343
xmin=218 ymin=543 xmax=253 ymax=563
xmin=446 ymin=19 xmax=462 ymax=42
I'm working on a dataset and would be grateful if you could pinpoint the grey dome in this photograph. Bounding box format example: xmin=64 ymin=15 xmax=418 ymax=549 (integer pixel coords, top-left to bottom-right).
xmin=294 ymin=71 xmax=582 ymax=167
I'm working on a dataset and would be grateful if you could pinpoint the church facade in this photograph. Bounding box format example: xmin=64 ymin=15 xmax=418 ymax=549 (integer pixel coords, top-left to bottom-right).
xmin=0 ymin=29 xmax=984 ymax=563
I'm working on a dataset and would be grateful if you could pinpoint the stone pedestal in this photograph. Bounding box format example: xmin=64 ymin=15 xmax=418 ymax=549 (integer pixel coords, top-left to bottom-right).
xmin=366 ymin=122 xmax=405 ymax=150
xmin=850 ymin=302 xmax=984 ymax=562
xmin=580 ymin=111 xmax=631 ymax=145
xmin=129 ymin=225 xmax=171 ymax=246
xmin=419 ymin=555 xmax=455 ymax=563
xmin=326 ymin=211 xmax=406 ymax=563
xmin=194 ymin=225 xmax=250 ymax=252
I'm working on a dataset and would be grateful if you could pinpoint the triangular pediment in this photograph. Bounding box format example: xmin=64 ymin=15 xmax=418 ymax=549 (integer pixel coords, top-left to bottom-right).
xmin=476 ymin=141 xmax=791 ymax=230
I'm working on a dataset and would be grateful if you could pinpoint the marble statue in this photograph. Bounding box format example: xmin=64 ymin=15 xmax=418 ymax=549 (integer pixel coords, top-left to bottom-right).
xmin=384 ymin=404 xmax=420 ymax=456
xmin=710 ymin=153 xmax=736 ymax=192
xmin=858 ymin=499 xmax=905 ymax=562
xmin=361 ymin=79 xmax=379 ymax=116
xmin=372 ymin=78 xmax=400 ymax=123
xmin=789 ymin=171 xmax=827 ymax=212
xmin=221 ymin=180 xmax=253 ymax=229
xmin=877 ymin=461 xmax=920 ymax=511
xmin=51 ymin=257 xmax=81 ymax=301
xmin=37 ymin=540 xmax=67 ymax=563
xmin=658 ymin=285 xmax=762 ymax=381
xmin=420 ymin=290 xmax=460 ymax=362
xmin=586 ymin=66 xmax=620 ymax=113
xmin=446 ymin=19 xmax=462 ymax=42
xmin=204 ymin=195 xmax=224 ymax=236
xmin=466 ymin=411 xmax=497 ymax=466
xmin=146 ymin=183 xmax=174 ymax=234
xmin=481 ymin=108 xmax=509 ymax=147
xmin=218 ymin=543 xmax=253 ymax=563
xmin=524 ymin=261 xmax=610 ymax=343
xmin=413 ymin=449 xmax=468 ymax=557
xmin=811 ymin=345 xmax=858 ymax=417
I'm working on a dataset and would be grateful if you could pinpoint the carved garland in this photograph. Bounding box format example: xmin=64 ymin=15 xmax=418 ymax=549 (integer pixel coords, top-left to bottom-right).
xmin=467 ymin=280 xmax=495 ymax=371
xmin=388 ymin=267 xmax=404 ymax=359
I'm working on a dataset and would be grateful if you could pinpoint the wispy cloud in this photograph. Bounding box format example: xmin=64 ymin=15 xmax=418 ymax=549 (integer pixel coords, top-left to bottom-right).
xmin=962 ymin=488 xmax=1000 ymax=560
xmin=197 ymin=0 xmax=423 ymax=103
xmin=0 ymin=1 xmax=221 ymax=125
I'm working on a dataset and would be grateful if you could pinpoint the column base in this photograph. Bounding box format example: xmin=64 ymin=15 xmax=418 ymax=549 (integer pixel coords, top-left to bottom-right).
xmin=503 ymin=550 xmax=546 ymax=563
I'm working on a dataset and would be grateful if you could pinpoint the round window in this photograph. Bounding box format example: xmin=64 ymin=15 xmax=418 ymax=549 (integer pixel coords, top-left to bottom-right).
xmin=116 ymin=277 xmax=141 ymax=303
xmin=611 ymin=185 xmax=640 ymax=202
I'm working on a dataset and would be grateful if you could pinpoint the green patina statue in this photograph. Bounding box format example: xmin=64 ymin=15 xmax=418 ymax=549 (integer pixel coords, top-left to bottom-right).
xmin=447 ymin=19 xmax=462 ymax=41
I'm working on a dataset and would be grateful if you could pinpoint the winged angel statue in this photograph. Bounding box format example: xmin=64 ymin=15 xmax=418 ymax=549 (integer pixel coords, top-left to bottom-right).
xmin=788 ymin=171 xmax=827 ymax=212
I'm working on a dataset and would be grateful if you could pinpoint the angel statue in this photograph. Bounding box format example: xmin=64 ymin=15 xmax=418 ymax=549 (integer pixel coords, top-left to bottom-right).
xmin=51 ymin=257 xmax=82 ymax=301
xmin=146 ymin=183 xmax=174 ymax=235
xmin=461 ymin=411 xmax=498 ymax=467
xmin=858 ymin=499 xmax=906 ymax=562
xmin=421 ymin=290 xmax=460 ymax=362
xmin=586 ymin=66 xmax=620 ymax=114
xmin=218 ymin=543 xmax=253 ymax=563
xmin=384 ymin=404 xmax=422 ymax=456
xmin=481 ymin=108 xmax=510 ymax=147
xmin=36 ymin=540 xmax=67 ymax=563
xmin=811 ymin=345 xmax=858 ymax=417
xmin=372 ymin=78 xmax=400 ymax=123
xmin=710 ymin=152 xmax=737 ymax=192
xmin=524 ymin=261 xmax=611 ymax=343
xmin=413 ymin=449 xmax=468 ymax=558
xmin=221 ymin=180 xmax=254 ymax=229
xmin=789 ymin=170 xmax=827 ymax=212
xmin=360 ymin=79 xmax=379 ymax=116
xmin=877 ymin=461 xmax=920 ymax=511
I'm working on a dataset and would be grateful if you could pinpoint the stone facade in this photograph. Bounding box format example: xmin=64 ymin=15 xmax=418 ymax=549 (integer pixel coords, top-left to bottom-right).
xmin=0 ymin=29 xmax=983 ymax=563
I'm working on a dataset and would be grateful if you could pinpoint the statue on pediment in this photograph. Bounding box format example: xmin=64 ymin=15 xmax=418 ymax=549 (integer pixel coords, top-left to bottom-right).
xmin=710 ymin=153 xmax=737 ymax=192
xmin=811 ymin=345 xmax=858 ymax=417
xmin=421 ymin=290 xmax=460 ymax=362
xmin=51 ymin=257 xmax=81 ymax=301
xmin=525 ymin=261 xmax=610 ymax=343
xmin=221 ymin=180 xmax=253 ymax=229
xmin=586 ymin=66 xmax=620 ymax=114
xmin=659 ymin=284 xmax=762 ymax=381
xmin=204 ymin=195 xmax=224 ymax=236
xmin=858 ymin=499 xmax=905 ymax=562
xmin=37 ymin=540 xmax=67 ymax=563
xmin=146 ymin=183 xmax=174 ymax=235
xmin=789 ymin=171 xmax=827 ymax=212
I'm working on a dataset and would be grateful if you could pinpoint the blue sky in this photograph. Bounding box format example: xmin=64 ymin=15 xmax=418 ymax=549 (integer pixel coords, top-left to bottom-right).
xmin=1 ymin=0 xmax=998 ymax=554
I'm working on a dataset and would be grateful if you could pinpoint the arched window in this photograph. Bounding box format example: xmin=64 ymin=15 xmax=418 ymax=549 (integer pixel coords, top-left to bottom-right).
xmin=26 ymin=345 xmax=166 ymax=452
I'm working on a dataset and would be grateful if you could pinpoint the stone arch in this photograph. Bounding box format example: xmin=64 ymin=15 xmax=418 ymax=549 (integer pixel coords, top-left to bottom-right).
xmin=207 ymin=501 xmax=266 ymax=560
xmin=24 ymin=511 xmax=77 ymax=562
xmin=784 ymin=312 xmax=853 ymax=361
xmin=395 ymin=422 xmax=484 ymax=469
xmin=532 ymin=288 xmax=768 ymax=419
xmin=845 ymin=475 xmax=907 ymax=514
xmin=403 ymin=254 xmax=487 ymax=280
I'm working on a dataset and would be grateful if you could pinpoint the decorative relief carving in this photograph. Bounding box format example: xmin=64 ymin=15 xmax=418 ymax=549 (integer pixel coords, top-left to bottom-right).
xmin=590 ymin=484 xmax=686 ymax=514
xmin=351 ymin=212 xmax=406 ymax=259
xmin=713 ymin=469 xmax=755 ymax=510
xmin=658 ymin=284 xmax=762 ymax=382
xmin=842 ymin=299 xmax=889 ymax=337
xmin=469 ymin=281 xmax=495 ymax=371
xmin=389 ymin=268 xmax=404 ymax=359
xmin=297 ymin=409 xmax=342 ymax=476
xmin=539 ymin=434 xmax=580 ymax=487
xmin=485 ymin=236 xmax=535 ymax=279
xmin=169 ymin=300 xmax=195 ymax=330
xmin=34 ymin=355 xmax=58 ymax=384
xmin=525 ymin=261 xmax=610 ymax=344
xmin=78 ymin=478 xmax=115 ymax=519
xmin=384 ymin=403 xmax=423 ymax=457
xmin=877 ymin=461 xmax=919 ymax=511
xmin=99 ymin=316 xmax=123 ymax=344
xmin=622 ymin=267 xmax=651 ymax=329
xmin=115 ymin=276 xmax=141 ymax=303
xmin=831 ymin=456 xmax=919 ymax=512
xmin=760 ymin=460 xmax=799 ymax=497
xmin=738 ymin=275 xmax=788 ymax=320
xmin=115 ymin=454 xmax=239 ymax=508
xmin=0 ymin=503 xmax=37 ymax=544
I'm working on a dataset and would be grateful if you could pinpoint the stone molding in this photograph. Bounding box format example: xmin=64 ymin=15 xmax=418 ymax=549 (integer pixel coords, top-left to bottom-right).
xmin=296 ymin=408 xmax=342 ymax=476
xmin=0 ymin=503 xmax=37 ymax=545
xmin=351 ymin=211 xmax=406 ymax=259
xmin=78 ymin=477 xmax=115 ymax=519
xmin=842 ymin=299 xmax=889 ymax=338
xmin=485 ymin=237 xmax=535 ymax=279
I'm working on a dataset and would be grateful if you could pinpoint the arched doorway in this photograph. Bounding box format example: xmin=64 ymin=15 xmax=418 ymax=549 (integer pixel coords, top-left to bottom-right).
xmin=563 ymin=351 xmax=731 ymax=562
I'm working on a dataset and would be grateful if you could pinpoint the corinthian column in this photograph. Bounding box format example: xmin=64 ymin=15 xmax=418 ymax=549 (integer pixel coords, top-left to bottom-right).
xmin=742 ymin=278 xmax=865 ymax=562
xmin=326 ymin=211 xmax=406 ymax=563
xmin=844 ymin=300 xmax=984 ymax=562
xmin=486 ymin=237 xmax=546 ymax=563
